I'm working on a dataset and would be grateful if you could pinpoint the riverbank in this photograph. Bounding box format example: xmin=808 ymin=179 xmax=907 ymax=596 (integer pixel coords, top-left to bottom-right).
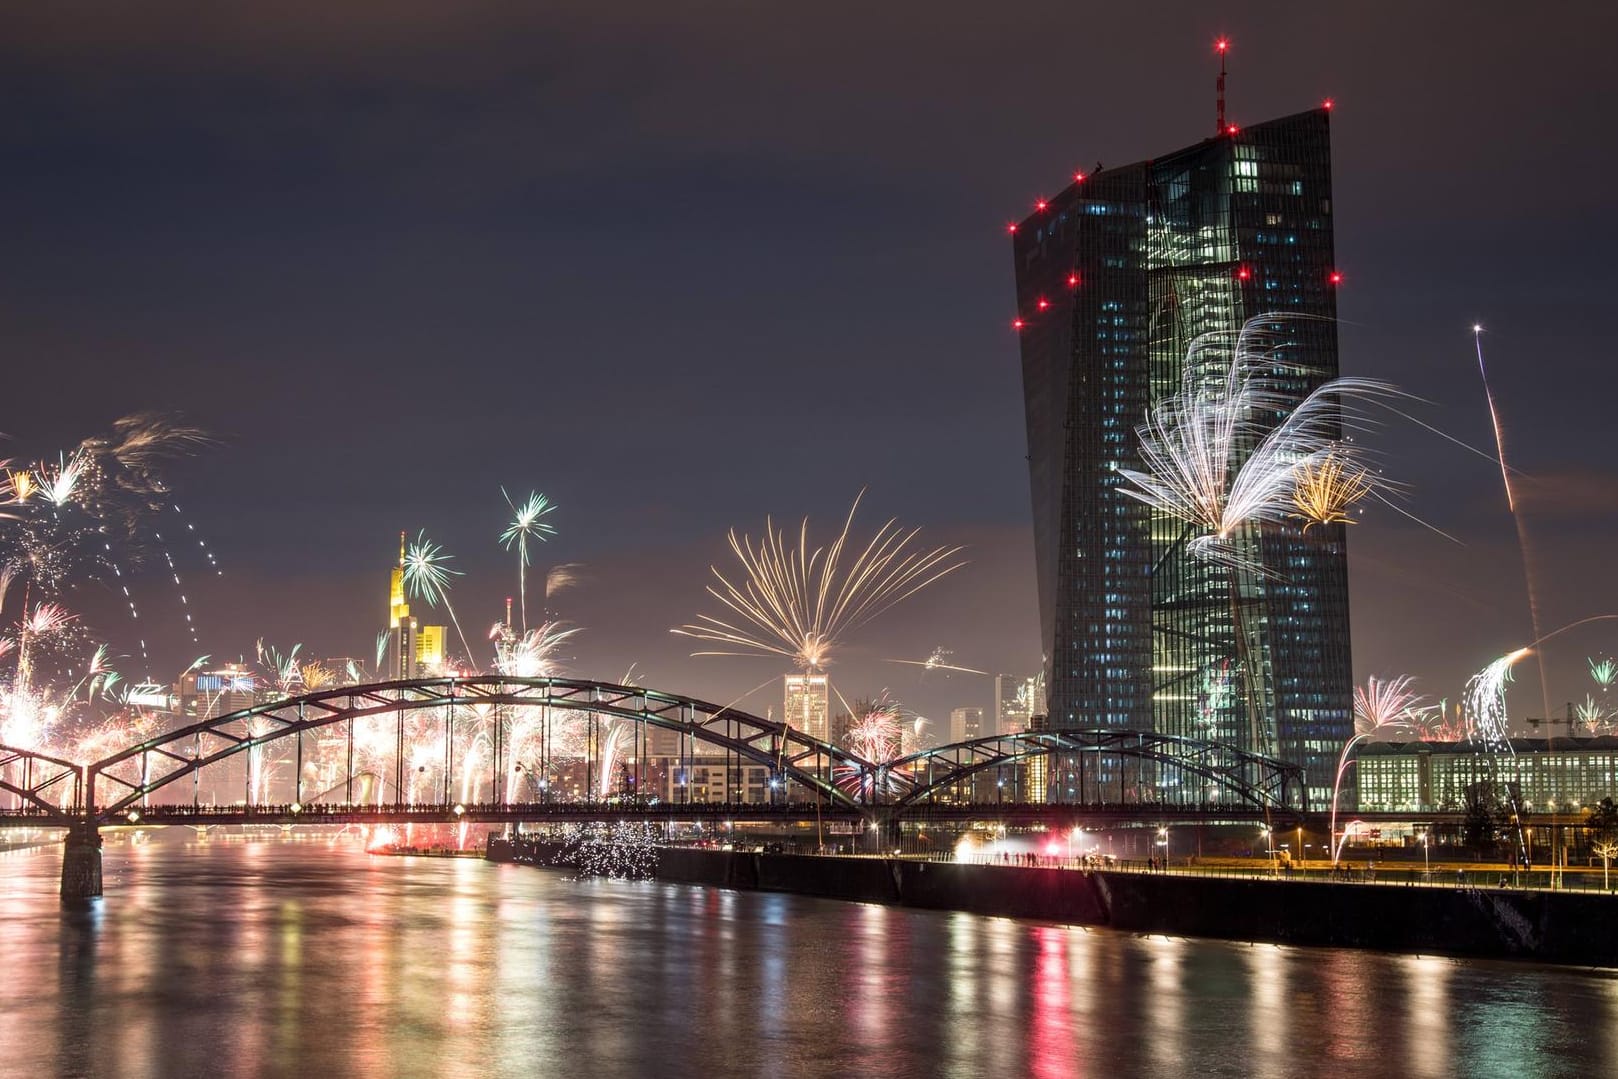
xmin=487 ymin=836 xmax=1618 ymax=967
xmin=368 ymin=845 xmax=483 ymax=858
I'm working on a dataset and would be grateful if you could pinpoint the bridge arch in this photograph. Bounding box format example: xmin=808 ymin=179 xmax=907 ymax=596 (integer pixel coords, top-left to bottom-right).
xmin=0 ymin=744 xmax=83 ymax=822
xmin=86 ymin=677 xmax=875 ymax=822
xmin=885 ymin=729 xmax=1307 ymax=814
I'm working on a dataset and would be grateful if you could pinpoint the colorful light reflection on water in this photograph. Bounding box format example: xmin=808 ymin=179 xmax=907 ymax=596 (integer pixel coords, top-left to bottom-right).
xmin=1 ymin=836 xmax=1616 ymax=1078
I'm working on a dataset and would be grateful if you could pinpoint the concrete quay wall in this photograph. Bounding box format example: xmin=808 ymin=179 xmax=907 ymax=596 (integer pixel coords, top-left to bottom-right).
xmin=487 ymin=838 xmax=1616 ymax=967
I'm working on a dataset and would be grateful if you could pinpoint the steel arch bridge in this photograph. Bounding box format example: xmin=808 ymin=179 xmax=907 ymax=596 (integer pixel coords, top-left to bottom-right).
xmin=879 ymin=729 xmax=1308 ymax=813
xmin=78 ymin=676 xmax=875 ymax=825
xmin=1 ymin=678 xmax=1306 ymax=831
xmin=0 ymin=744 xmax=83 ymax=816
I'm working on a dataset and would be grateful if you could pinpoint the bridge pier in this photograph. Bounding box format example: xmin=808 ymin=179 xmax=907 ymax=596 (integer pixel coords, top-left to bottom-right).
xmin=60 ymin=822 xmax=102 ymax=901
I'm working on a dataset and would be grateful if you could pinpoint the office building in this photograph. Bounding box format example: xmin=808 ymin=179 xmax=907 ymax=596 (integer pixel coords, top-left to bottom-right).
xmin=784 ymin=673 xmax=831 ymax=743
xmin=949 ymin=706 xmax=986 ymax=745
xmin=177 ymin=663 xmax=257 ymax=720
xmin=995 ymin=673 xmax=1042 ymax=736
xmin=384 ymin=532 xmax=448 ymax=678
xmin=1010 ymin=106 xmax=1350 ymax=805
xmin=1356 ymin=739 xmax=1618 ymax=813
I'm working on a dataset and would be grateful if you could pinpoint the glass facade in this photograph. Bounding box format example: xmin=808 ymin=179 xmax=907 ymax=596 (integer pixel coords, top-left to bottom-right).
xmin=1012 ymin=109 xmax=1351 ymax=806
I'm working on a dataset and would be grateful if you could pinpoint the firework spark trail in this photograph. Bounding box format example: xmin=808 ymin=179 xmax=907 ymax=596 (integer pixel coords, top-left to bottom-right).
xmin=1118 ymin=317 xmax=1398 ymax=570
xmin=1593 ymin=656 xmax=1618 ymax=690
xmin=1463 ymin=648 xmax=1532 ymax=752
xmin=674 ymin=492 xmax=965 ymax=672
xmin=1329 ymin=674 xmax=1427 ymax=864
xmin=887 ymin=646 xmax=987 ymax=677
xmin=404 ymin=531 xmax=475 ymax=662
xmin=499 ymin=490 xmax=557 ymax=633
xmin=1473 ymin=325 xmax=1551 ymax=721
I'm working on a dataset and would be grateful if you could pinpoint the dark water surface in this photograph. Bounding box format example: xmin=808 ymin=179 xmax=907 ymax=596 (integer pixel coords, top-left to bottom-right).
xmin=2 ymin=835 xmax=1614 ymax=1078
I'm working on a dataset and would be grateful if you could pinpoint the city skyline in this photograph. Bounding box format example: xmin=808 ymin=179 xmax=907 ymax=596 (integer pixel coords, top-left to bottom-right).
xmin=2 ymin=8 xmax=1615 ymax=733
xmin=7 ymin=11 xmax=1618 ymax=1077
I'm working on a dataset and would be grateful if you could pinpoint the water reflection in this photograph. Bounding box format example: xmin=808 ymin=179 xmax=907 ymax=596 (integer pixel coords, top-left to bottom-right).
xmin=1 ymin=836 xmax=1615 ymax=1078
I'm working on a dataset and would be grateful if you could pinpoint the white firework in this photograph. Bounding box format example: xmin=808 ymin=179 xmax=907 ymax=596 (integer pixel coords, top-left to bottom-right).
xmin=1118 ymin=316 xmax=1394 ymax=570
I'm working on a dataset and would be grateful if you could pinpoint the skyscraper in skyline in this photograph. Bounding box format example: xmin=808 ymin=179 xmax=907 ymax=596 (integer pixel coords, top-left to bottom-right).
xmin=784 ymin=673 xmax=831 ymax=743
xmin=1010 ymin=107 xmax=1351 ymax=805
xmin=385 ymin=532 xmax=446 ymax=678
xmin=995 ymin=673 xmax=1041 ymax=736
xmin=948 ymin=706 xmax=985 ymax=745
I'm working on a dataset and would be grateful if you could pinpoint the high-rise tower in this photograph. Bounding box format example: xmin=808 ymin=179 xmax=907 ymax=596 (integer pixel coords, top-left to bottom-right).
xmin=386 ymin=532 xmax=447 ymax=678
xmin=1009 ymin=107 xmax=1351 ymax=805
xmin=784 ymin=673 xmax=831 ymax=743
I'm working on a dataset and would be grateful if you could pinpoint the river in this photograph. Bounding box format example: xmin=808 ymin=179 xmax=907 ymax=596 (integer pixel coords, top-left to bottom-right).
xmin=1 ymin=834 xmax=1613 ymax=1078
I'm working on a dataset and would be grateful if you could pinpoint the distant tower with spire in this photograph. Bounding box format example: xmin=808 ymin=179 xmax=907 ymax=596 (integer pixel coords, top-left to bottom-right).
xmin=386 ymin=531 xmax=446 ymax=678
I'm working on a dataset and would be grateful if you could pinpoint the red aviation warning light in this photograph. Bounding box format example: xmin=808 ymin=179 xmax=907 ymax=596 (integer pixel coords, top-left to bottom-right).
xmin=1012 ymin=318 xmax=1025 ymax=331
xmin=1067 ymin=272 xmax=1080 ymax=288
xmin=1329 ymin=270 xmax=1344 ymax=285
xmin=1072 ymin=171 xmax=1086 ymax=183
xmin=1235 ymin=266 xmax=1252 ymax=281
xmin=1036 ymin=297 xmax=1050 ymax=311
xmin=1006 ymin=223 xmax=1018 ymax=235
xmin=1035 ymin=199 xmax=1049 ymax=212
xmin=1322 ymin=98 xmax=1335 ymax=111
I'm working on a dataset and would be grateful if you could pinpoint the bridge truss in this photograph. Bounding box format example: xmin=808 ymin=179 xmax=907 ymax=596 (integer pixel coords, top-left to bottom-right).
xmin=0 ymin=678 xmax=1307 ymax=828
xmin=884 ymin=728 xmax=1308 ymax=813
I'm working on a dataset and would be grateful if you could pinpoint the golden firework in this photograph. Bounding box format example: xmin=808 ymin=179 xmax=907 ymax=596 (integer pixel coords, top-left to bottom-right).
xmin=1290 ymin=454 xmax=1373 ymax=528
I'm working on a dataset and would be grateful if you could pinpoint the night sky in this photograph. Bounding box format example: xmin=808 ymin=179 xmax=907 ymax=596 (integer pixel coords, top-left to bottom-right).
xmin=4 ymin=4 xmax=1615 ymax=730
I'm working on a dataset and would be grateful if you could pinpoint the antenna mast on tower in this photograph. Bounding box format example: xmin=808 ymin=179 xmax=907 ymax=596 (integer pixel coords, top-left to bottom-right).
xmin=1215 ymin=37 xmax=1230 ymax=134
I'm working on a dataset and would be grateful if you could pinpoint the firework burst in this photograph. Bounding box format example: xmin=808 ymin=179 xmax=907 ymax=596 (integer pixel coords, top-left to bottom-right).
xmin=493 ymin=620 xmax=581 ymax=679
xmin=0 ymin=413 xmax=217 ymax=668
xmin=1118 ymin=317 xmax=1394 ymax=570
xmin=499 ymin=489 xmax=557 ymax=632
xmin=1575 ymin=695 xmax=1611 ymax=733
xmin=1330 ymin=674 xmax=1428 ymax=864
xmin=674 ymin=492 xmax=965 ymax=672
xmin=1352 ymin=674 xmax=1426 ymax=735
xmin=1291 ymin=453 xmax=1376 ymax=529
xmin=404 ymin=530 xmax=473 ymax=662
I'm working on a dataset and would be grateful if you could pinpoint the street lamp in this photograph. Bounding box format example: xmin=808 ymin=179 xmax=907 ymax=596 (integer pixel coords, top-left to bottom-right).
xmin=1420 ymin=830 xmax=1430 ymax=876
xmin=1260 ymin=825 xmax=1274 ymax=873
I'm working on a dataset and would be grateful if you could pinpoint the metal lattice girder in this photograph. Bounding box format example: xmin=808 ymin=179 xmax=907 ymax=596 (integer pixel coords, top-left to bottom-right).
xmin=0 ymin=744 xmax=83 ymax=820
xmin=883 ymin=727 xmax=1307 ymax=813
xmin=86 ymin=677 xmax=874 ymax=821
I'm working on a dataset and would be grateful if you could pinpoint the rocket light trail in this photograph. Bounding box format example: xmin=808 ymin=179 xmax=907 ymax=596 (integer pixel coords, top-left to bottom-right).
xmin=888 ymin=646 xmax=987 ymax=677
xmin=1473 ymin=324 xmax=1551 ymax=721
xmin=674 ymin=491 xmax=966 ymax=672
xmin=1462 ymin=647 xmax=1532 ymax=752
